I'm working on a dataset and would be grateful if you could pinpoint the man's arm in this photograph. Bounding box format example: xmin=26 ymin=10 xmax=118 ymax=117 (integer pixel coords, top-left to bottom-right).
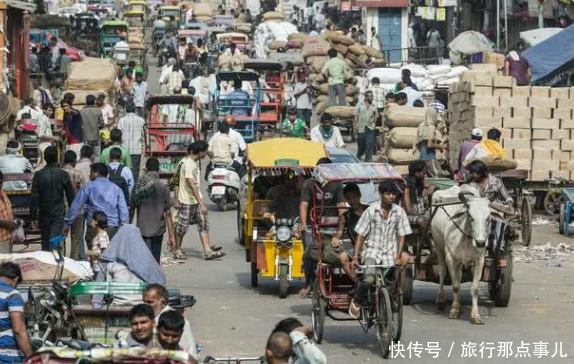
xmin=10 ymin=312 xmax=33 ymax=357
xmin=123 ymin=168 xmax=135 ymax=193
xmin=527 ymin=67 xmax=532 ymax=84
xmin=117 ymin=188 xmax=129 ymax=224
xmin=299 ymin=201 xmax=309 ymax=231
xmin=65 ymin=184 xmax=87 ymax=226
xmin=63 ymin=173 xmax=76 ymax=208
xmin=505 ymin=60 xmax=510 ymax=77
xmin=335 ymin=128 xmax=345 ymax=148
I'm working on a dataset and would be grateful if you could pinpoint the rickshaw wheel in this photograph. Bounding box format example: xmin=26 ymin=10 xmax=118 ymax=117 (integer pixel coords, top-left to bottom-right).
xmin=278 ymin=264 xmax=289 ymax=299
xmin=489 ymin=250 xmax=513 ymax=307
xmin=250 ymin=263 xmax=258 ymax=287
xmin=559 ymin=204 xmax=566 ymax=235
xmin=376 ymin=287 xmax=393 ymax=358
xmin=543 ymin=191 xmax=562 ymax=216
xmin=521 ymin=198 xmax=533 ymax=246
xmin=401 ymin=265 xmax=414 ymax=305
xmin=391 ymin=293 xmax=403 ymax=342
xmin=311 ymin=280 xmax=325 ymax=343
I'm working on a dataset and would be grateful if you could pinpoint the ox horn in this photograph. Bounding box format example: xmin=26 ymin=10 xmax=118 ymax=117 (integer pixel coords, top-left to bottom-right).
xmin=458 ymin=190 xmax=474 ymax=203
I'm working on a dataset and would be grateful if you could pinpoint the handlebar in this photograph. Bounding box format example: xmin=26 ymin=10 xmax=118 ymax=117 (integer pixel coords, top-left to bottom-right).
xmin=203 ymin=356 xmax=263 ymax=364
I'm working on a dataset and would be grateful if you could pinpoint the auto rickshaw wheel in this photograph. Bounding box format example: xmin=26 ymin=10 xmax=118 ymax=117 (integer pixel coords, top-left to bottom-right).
xmin=250 ymin=263 xmax=258 ymax=287
xmin=521 ymin=197 xmax=533 ymax=246
xmin=311 ymin=280 xmax=325 ymax=343
xmin=278 ymin=264 xmax=289 ymax=299
xmin=488 ymin=249 xmax=513 ymax=307
xmin=217 ymin=200 xmax=228 ymax=212
xmin=401 ymin=265 xmax=414 ymax=305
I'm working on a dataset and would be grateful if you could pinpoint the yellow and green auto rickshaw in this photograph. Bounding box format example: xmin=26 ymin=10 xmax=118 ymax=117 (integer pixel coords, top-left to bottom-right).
xmin=239 ymin=138 xmax=328 ymax=298
xmin=100 ymin=20 xmax=128 ymax=58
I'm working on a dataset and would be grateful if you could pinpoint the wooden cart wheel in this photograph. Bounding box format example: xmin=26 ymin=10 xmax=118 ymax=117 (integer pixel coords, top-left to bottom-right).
xmin=250 ymin=263 xmax=258 ymax=288
xmin=489 ymin=250 xmax=513 ymax=307
xmin=401 ymin=265 xmax=414 ymax=305
xmin=559 ymin=204 xmax=566 ymax=235
xmin=543 ymin=191 xmax=562 ymax=217
xmin=520 ymin=197 xmax=533 ymax=246
xmin=311 ymin=280 xmax=325 ymax=344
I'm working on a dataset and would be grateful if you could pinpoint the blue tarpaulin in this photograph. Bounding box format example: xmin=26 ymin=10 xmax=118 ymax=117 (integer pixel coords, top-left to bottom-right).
xmin=524 ymin=24 xmax=574 ymax=84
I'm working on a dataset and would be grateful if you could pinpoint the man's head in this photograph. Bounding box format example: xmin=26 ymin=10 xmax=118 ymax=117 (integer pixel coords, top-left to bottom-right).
xmin=219 ymin=121 xmax=230 ymax=135
xmin=143 ymin=283 xmax=169 ymax=316
xmin=110 ymin=128 xmax=123 ymax=144
xmin=385 ymin=93 xmax=396 ymax=104
xmin=59 ymin=48 xmax=67 ymax=56
xmin=50 ymin=37 xmax=57 ymax=46
xmin=516 ymin=41 xmax=525 ymax=54
xmin=157 ymin=310 xmax=185 ymax=350
xmin=44 ymin=146 xmax=59 ymax=165
xmin=146 ymin=157 xmax=160 ymax=173
xmin=64 ymin=150 xmax=77 ymax=166
xmin=6 ymin=140 xmax=20 ymax=155
xmin=371 ymin=77 xmax=380 ymax=86
xmin=265 ymin=332 xmax=292 ymax=364
xmin=61 ymin=101 xmax=72 ymax=114
xmin=371 ymin=26 xmax=376 ymax=35
xmin=364 ymin=91 xmax=374 ymax=104
xmin=188 ymin=140 xmax=209 ymax=158
xmin=467 ymin=160 xmax=488 ymax=182
xmin=320 ymin=112 xmax=333 ymax=130
xmin=408 ymin=160 xmax=427 ymax=181
xmin=80 ymin=144 xmax=94 ymax=160
xmin=109 ymin=147 xmax=122 ymax=162
xmin=343 ymin=183 xmax=362 ymax=209
xmin=401 ymin=69 xmax=411 ymax=84
xmin=378 ymin=181 xmax=400 ymax=207
xmin=135 ymin=72 xmax=143 ymax=84
xmin=23 ymin=97 xmax=35 ymax=107
xmin=272 ymin=318 xmax=303 ymax=335
xmin=233 ymin=79 xmax=243 ymax=90
xmin=0 ymin=262 xmax=23 ymax=288
xmin=86 ymin=94 xmax=96 ymax=106
xmin=62 ymin=92 xmax=75 ymax=105
xmin=413 ymin=99 xmax=424 ymax=108
xmin=90 ymin=162 xmax=109 ymax=180
xmin=487 ymin=128 xmax=502 ymax=142
xmin=287 ymin=106 xmax=297 ymax=121
xmin=96 ymin=94 xmax=106 ymax=107
xmin=230 ymin=43 xmax=237 ymax=53
xmin=327 ymin=48 xmax=337 ymax=59
xmin=125 ymin=101 xmax=136 ymax=114
xmin=129 ymin=304 xmax=156 ymax=344
xmin=224 ymin=115 xmax=236 ymax=127
xmin=471 ymin=128 xmax=483 ymax=141
xmin=396 ymin=92 xmax=408 ymax=106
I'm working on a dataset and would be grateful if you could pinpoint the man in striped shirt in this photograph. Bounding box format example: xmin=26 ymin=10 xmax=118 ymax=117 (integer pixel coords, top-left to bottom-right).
xmin=0 ymin=262 xmax=32 ymax=363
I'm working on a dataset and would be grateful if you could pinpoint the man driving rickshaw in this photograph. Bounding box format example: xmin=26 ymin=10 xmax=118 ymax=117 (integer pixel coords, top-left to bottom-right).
xmin=402 ymin=160 xmax=436 ymax=231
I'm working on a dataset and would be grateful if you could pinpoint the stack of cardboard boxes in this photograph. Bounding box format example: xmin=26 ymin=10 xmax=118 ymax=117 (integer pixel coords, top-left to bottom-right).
xmin=448 ymin=71 xmax=574 ymax=181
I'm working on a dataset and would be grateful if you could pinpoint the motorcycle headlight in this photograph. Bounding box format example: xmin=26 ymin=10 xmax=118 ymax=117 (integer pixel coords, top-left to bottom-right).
xmin=276 ymin=226 xmax=292 ymax=243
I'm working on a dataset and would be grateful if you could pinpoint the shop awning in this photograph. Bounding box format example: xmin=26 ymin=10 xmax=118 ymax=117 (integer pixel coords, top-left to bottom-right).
xmin=6 ymin=0 xmax=36 ymax=11
xmin=524 ymin=24 xmax=574 ymax=84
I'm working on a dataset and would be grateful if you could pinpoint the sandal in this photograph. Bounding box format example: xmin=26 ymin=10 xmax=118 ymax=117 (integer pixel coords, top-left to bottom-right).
xmin=204 ymin=250 xmax=226 ymax=260
xmin=174 ymin=250 xmax=188 ymax=260
xmin=210 ymin=245 xmax=222 ymax=252
xmin=349 ymin=300 xmax=361 ymax=320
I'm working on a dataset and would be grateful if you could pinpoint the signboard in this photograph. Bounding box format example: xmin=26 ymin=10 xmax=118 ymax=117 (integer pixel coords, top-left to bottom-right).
xmin=436 ymin=7 xmax=446 ymax=20
xmin=341 ymin=1 xmax=351 ymax=10
xmin=438 ymin=0 xmax=457 ymax=6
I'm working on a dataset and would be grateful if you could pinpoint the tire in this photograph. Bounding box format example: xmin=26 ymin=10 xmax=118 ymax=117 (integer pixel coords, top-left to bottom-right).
xmin=311 ymin=280 xmax=325 ymax=344
xmin=543 ymin=191 xmax=562 ymax=217
xmin=376 ymin=287 xmax=393 ymax=358
xmin=559 ymin=204 xmax=566 ymax=235
xmin=278 ymin=264 xmax=289 ymax=299
xmin=250 ymin=263 xmax=258 ymax=288
xmin=216 ymin=200 xmax=227 ymax=212
xmin=521 ymin=197 xmax=533 ymax=246
xmin=489 ymin=250 xmax=513 ymax=307
xmin=401 ymin=265 xmax=414 ymax=305
xmin=391 ymin=292 xmax=403 ymax=342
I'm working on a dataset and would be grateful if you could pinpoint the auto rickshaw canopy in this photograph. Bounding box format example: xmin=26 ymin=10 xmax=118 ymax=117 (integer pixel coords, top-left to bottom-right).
xmin=312 ymin=163 xmax=404 ymax=185
xmin=247 ymin=138 xmax=327 ymax=174
xmin=102 ymin=20 xmax=129 ymax=29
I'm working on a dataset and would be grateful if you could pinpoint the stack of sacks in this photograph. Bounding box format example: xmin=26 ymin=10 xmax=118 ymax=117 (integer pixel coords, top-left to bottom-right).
xmin=253 ymin=20 xmax=298 ymax=59
xmin=128 ymin=28 xmax=145 ymax=50
xmin=194 ymin=3 xmax=214 ymax=22
xmin=380 ymin=104 xmax=427 ymax=174
xmin=366 ymin=64 xmax=468 ymax=92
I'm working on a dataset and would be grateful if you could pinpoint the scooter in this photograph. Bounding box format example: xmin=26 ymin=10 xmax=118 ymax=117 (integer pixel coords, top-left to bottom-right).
xmin=207 ymin=164 xmax=241 ymax=211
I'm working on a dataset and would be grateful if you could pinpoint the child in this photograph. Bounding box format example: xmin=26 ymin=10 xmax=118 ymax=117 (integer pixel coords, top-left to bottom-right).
xmin=281 ymin=106 xmax=309 ymax=138
xmin=88 ymin=211 xmax=111 ymax=275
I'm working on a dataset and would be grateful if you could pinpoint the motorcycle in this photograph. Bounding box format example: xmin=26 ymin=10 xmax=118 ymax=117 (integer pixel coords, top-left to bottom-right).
xmin=158 ymin=44 xmax=176 ymax=67
xmin=207 ymin=163 xmax=241 ymax=211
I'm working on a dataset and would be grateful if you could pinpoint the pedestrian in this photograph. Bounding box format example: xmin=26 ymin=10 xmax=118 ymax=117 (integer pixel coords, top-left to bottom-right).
xmin=414 ymin=108 xmax=448 ymax=160
xmin=0 ymin=172 xmax=16 ymax=253
xmin=174 ymin=141 xmax=225 ymax=261
xmin=314 ymin=8 xmax=325 ymax=31
xmin=396 ymin=91 xmax=408 ymax=106
xmin=156 ymin=311 xmax=185 ymax=351
xmin=49 ymin=37 xmax=60 ymax=65
xmin=357 ymin=29 xmax=366 ymax=44
xmin=16 ymin=97 xmax=43 ymax=121
xmin=118 ymin=102 xmax=145 ymax=182
xmin=108 ymin=147 xmax=134 ymax=206
xmin=115 ymin=304 xmax=157 ymax=349
xmin=457 ymin=128 xmax=483 ymax=181
xmin=0 ymin=262 xmax=33 ymax=362
xmin=81 ymin=94 xmax=103 ymax=159
xmin=131 ymin=158 xmax=176 ymax=263
xmin=62 ymin=99 xmax=84 ymax=156
xmin=505 ymin=42 xmax=531 ymax=86
xmin=76 ymin=145 xmax=94 ymax=181
xmin=97 ymin=94 xmax=115 ymax=129
xmin=0 ymin=141 xmax=34 ymax=191
xmin=132 ymin=73 xmax=148 ymax=118
xmin=55 ymin=48 xmax=71 ymax=80
xmin=62 ymin=150 xmax=88 ymax=260
xmin=321 ymin=48 xmax=350 ymax=106
xmin=32 ymin=146 xmax=75 ymax=251
xmin=310 ymin=113 xmax=345 ymax=148
xmin=64 ymin=162 xmax=129 ymax=247
xmin=29 ymin=47 xmax=39 ymax=73
xmin=280 ymin=106 xmax=309 ymax=138
xmin=464 ymin=128 xmax=506 ymax=164
xmin=121 ymin=68 xmax=135 ymax=95
xmin=426 ymin=25 xmax=443 ymax=60
xmin=265 ymin=332 xmax=292 ymax=364
xmin=100 ymin=128 xmax=132 ymax=168
xmin=349 ymin=181 xmax=411 ymax=319
xmin=293 ymin=71 xmax=312 ymax=128
xmin=355 ymin=91 xmax=378 ymax=162
xmin=38 ymin=45 xmax=52 ymax=75
xmin=88 ymin=211 xmax=111 ymax=275
xmin=271 ymin=318 xmax=326 ymax=364
xmin=369 ymin=27 xmax=382 ymax=51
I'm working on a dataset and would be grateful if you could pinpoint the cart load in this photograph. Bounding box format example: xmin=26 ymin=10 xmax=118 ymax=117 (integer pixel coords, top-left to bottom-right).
xmin=0 ymin=251 xmax=92 ymax=283
xmin=61 ymin=90 xmax=109 ymax=107
xmin=26 ymin=347 xmax=193 ymax=364
xmin=65 ymin=57 xmax=117 ymax=91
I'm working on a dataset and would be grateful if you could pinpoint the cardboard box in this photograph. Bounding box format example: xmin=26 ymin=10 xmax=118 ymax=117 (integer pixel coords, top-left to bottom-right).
xmin=532 ymin=107 xmax=552 ymax=118
xmin=554 ymin=151 xmax=571 ymax=161
xmin=483 ymin=52 xmax=506 ymax=69
xmin=512 ymin=128 xmax=531 ymax=139
xmin=531 ymin=86 xmax=551 ymax=98
xmin=514 ymin=149 xmax=532 ymax=160
xmin=512 ymin=86 xmax=531 ymax=97
xmin=474 ymin=86 xmax=493 ymax=96
xmin=561 ymin=140 xmax=574 ymax=151
xmin=500 ymin=97 xmax=528 ymax=108
xmin=474 ymin=116 xmax=502 ymax=128
xmin=532 ymin=140 xmax=560 ymax=149
xmin=558 ymin=98 xmax=574 ymax=109
xmin=533 ymin=159 xmax=559 ymax=171
xmin=472 ymin=106 xmax=493 ymax=117
xmin=529 ymin=97 xmax=557 ymax=108
xmin=513 ymin=107 xmax=532 ymax=118
xmin=560 ymin=119 xmax=574 ymax=129
xmin=531 ymin=170 xmax=550 ymax=181
xmin=532 ymin=129 xmax=551 ymax=139
xmin=493 ymin=107 xmax=512 ymax=118
xmin=493 ymin=88 xmax=512 ymax=98
xmin=503 ymin=139 xmax=530 ymax=150
xmin=553 ymin=108 xmax=572 ymax=119
xmin=471 ymin=96 xmax=499 ymax=107
xmin=469 ymin=63 xmax=498 ymax=73
xmin=493 ymin=76 xmax=515 ymax=88
xmin=552 ymin=129 xmax=570 ymax=140
xmin=515 ymin=159 xmax=532 ymax=170
xmin=501 ymin=128 xmax=511 ymax=139
xmin=552 ymin=171 xmax=570 ymax=179
xmin=532 ymin=118 xmax=560 ymax=129
xmin=475 ymin=73 xmax=493 ymax=86
xmin=533 ymin=149 xmax=552 ymax=159
xmin=550 ymin=87 xmax=570 ymax=99
xmin=503 ymin=117 xmax=531 ymax=129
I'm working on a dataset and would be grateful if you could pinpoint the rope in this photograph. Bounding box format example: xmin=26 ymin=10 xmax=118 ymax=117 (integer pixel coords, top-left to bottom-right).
xmin=440 ymin=205 xmax=474 ymax=240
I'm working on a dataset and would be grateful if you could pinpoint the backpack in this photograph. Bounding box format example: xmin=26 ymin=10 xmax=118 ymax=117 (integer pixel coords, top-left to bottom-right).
xmin=108 ymin=164 xmax=130 ymax=204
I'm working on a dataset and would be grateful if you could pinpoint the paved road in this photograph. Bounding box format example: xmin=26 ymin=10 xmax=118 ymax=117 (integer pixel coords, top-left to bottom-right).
xmin=147 ymin=60 xmax=574 ymax=363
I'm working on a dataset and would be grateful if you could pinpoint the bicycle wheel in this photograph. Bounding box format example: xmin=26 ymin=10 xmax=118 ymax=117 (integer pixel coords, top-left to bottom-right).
xmin=376 ymin=287 xmax=393 ymax=358
xmin=391 ymin=291 xmax=403 ymax=342
xmin=311 ymin=280 xmax=325 ymax=343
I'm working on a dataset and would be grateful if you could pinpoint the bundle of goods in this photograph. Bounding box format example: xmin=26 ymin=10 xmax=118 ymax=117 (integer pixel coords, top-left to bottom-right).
xmin=253 ymin=20 xmax=298 ymax=59
xmin=65 ymin=57 xmax=117 ymax=105
xmin=194 ymin=3 xmax=214 ymax=22
xmin=366 ymin=64 xmax=468 ymax=93
xmin=448 ymin=71 xmax=574 ymax=180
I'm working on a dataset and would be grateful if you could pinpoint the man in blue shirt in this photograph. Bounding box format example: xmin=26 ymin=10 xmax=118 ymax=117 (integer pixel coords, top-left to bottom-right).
xmin=0 ymin=262 xmax=33 ymax=363
xmin=226 ymin=79 xmax=250 ymax=117
xmin=64 ymin=163 xmax=129 ymax=249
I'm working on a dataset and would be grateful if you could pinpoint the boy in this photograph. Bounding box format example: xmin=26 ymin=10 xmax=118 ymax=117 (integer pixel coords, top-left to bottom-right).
xmin=281 ymin=106 xmax=308 ymax=138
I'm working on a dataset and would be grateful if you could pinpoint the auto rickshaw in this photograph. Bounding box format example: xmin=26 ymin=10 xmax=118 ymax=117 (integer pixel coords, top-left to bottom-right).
xmin=239 ymin=138 xmax=328 ymax=298
xmin=216 ymin=32 xmax=248 ymax=53
xmin=127 ymin=0 xmax=146 ymax=12
xmin=124 ymin=10 xmax=145 ymax=27
xmin=100 ymin=20 xmax=128 ymax=58
xmin=158 ymin=5 xmax=181 ymax=23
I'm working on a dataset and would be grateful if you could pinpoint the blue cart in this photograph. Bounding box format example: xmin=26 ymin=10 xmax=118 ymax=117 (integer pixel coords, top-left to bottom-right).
xmin=558 ymin=188 xmax=574 ymax=235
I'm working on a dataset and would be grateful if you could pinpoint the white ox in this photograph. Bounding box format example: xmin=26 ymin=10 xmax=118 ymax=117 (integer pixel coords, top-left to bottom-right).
xmin=430 ymin=185 xmax=491 ymax=325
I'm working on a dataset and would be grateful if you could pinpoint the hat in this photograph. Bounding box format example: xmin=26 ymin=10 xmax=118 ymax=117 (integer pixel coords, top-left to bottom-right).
xmin=471 ymin=128 xmax=483 ymax=137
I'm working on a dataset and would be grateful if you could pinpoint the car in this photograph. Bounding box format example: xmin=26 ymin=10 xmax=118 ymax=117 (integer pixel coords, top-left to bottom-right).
xmin=326 ymin=147 xmax=379 ymax=204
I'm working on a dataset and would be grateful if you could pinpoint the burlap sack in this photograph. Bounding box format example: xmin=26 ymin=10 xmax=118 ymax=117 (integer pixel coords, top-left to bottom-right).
xmin=321 ymin=31 xmax=340 ymax=42
xmin=311 ymin=57 xmax=328 ymax=73
xmin=345 ymin=84 xmax=358 ymax=96
xmin=332 ymin=34 xmax=354 ymax=46
xmin=263 ymin=11 xmax=283 ymax=21
xmin=65 ymin=57 xmax=116 ymax=91
xmin=348 ymin=44 xmax=365 ymax=55
xmin=384 ymin=104 xmax=427 ymax=128
xmin=333 ymin=44 xmax=348 ymax=55
xmin=196 ymin=15 xmax=212 ymax=22
xmin=316 ymin=95 xmax=328 ymax=103
xmin=325 ymin=106 xmax=355 ymax=119
xmin=388 ymin=148 xmax=417 ymax=165
xmin=363 ymin=45 xmax=384 ymax=59
xmin=303 ymin=37 xmax=331 ymax=58
xmin=194 ymin=3 xmax=213 ymax=16
xmin=268 ymin=40 xmax=287 ymax=50
xmin=345 ymin=53 xmax=358 ymax=64
xmin=465 ymin=155 xmax=518 ymax=172
xmin=316 ymin=101 xmax=329 ymax=114
xmin=319 ymin=83 xmax=329 ymax=95
xmin=287 ymin=39 xmax=304 ymax=49
xmin=289 ymin=32 xmax=309 ymax=42
xmin=390 ymin=127 xmax=417 ymax=148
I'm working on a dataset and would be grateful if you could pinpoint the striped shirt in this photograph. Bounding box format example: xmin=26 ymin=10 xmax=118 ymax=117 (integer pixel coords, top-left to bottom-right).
xmin=0 ymin=280 xmax=24 ymax=363
xmin=429 ymin=101 xmax=446 ymax=114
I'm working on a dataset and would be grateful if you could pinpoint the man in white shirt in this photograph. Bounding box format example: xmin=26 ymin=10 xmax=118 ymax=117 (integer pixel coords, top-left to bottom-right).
xmin=314 ymin=8 xmax=325 ymax=31
xmin=310 ymin=113 xmax=345 ymax=148
xmin=221 ymin=116 xmax=246 ymax=160
xmin=118 ymin=102 xmax=145 ymax=182
xmin=17 ymin=98 xmax=43 ymax=121
xmin=294 ymin=72 xmax=312 ymax=128
xmin=208 ymin=122 xmax=237 ymax=165
xmin=0 ymin=141 xmax=34 ymax=191
xmin=108 ymin=147 xmax=135 ymax=194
